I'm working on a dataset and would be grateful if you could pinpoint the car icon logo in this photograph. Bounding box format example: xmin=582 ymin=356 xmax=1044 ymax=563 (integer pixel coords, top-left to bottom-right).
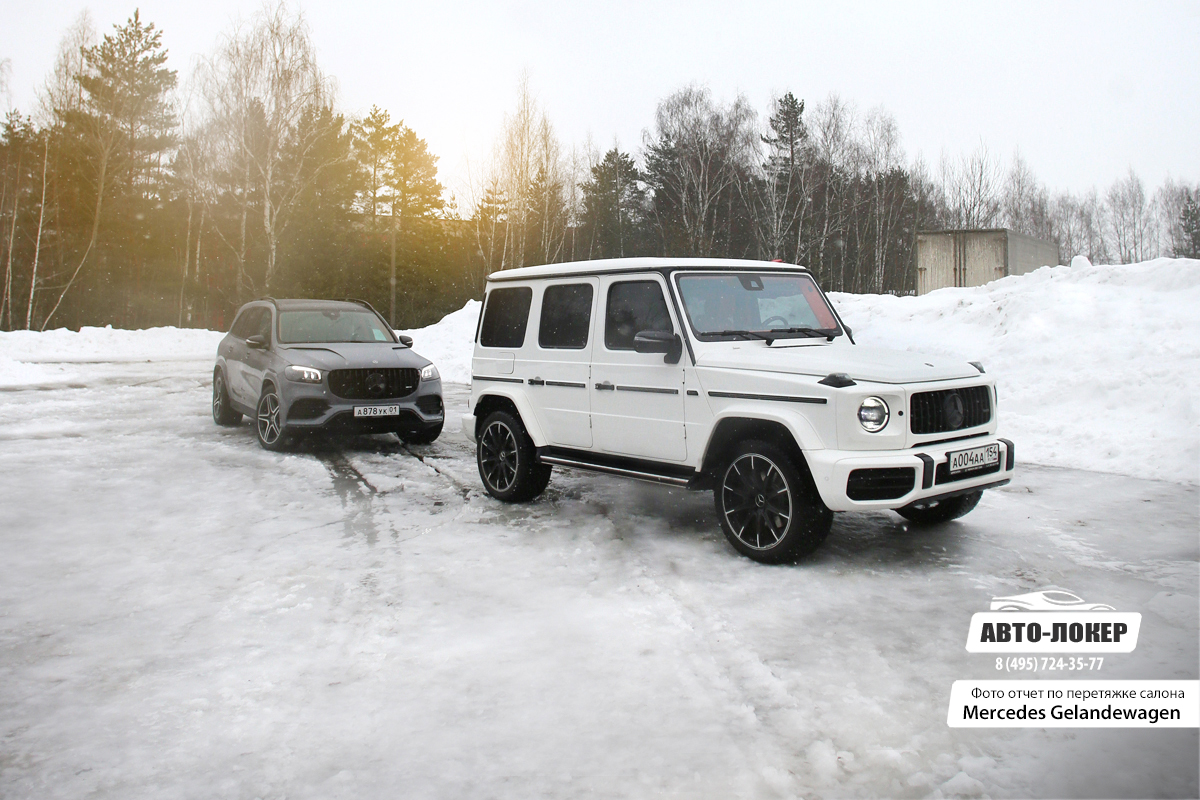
xmin=990 ymin=590 xmax=1115 ymax=612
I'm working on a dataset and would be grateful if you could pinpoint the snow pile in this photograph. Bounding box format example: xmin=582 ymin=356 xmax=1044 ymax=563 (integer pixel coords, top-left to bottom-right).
xmin=0 ymin=325 xmax=224 ymax=387
xmin=398 ymin=300 xmax=480 ymax=385
xmin=829 ymin=257 xmax=1200 ymax=484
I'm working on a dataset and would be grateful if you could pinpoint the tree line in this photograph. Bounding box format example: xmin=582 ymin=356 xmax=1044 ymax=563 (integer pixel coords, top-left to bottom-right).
xmin=2 ymin=6 xmax=1197 ymax=332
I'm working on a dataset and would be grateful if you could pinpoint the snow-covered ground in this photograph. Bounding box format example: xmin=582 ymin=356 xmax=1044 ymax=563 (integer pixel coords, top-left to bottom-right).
xmin=0 ymin=258 xmax=1197 ymax=798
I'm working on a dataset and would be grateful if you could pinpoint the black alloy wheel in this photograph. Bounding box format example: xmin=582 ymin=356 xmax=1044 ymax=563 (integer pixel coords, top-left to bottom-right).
xmin=896 ymin=490 xmax=983 ymax=524
xmin=255 ymin=386 xmax=289 ymax=451
xmin=212 ymin=370 xmax=242 ymax=426
xmin=715 ymin=440 xmax=832 ymax=563
xmin=476 ymin=410 xmax=552 ymax=502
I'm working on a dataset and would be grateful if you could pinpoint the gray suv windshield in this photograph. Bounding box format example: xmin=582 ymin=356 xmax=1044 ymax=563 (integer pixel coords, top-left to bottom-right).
xmin=676 ymin=273 xmax=841 ymax=339
xmin=279 ymin=309 xmax=396 ymax=344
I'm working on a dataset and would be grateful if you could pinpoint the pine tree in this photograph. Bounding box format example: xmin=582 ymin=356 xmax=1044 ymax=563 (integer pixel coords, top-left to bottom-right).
xmin=580 ymin=148 xmax=646 ymax=259
xmin=1178 ymin=190 xmax=1200 ymax=258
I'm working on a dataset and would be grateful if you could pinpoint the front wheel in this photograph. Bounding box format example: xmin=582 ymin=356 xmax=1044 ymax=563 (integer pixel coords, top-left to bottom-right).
xmin=476 ymin=410 xmax=551 ymax=502
xmin=401 ymin=421 xmax=443 ymax=445
xmin=715 ymin=440 xmax=832 ymax=563
xmin=255 ymin=386 xmax=291 ymax=451
xmin=896 ymin=490 xmax=982 ymax=524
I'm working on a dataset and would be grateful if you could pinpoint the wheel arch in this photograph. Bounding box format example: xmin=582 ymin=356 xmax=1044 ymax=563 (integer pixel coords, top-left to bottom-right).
xmin=472 ymin=390 xmax=547 ymax=446
xmin=699 ymin=413 xmax=822 ymax=480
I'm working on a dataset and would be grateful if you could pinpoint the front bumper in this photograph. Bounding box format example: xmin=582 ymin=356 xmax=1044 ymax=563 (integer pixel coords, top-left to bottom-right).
xmin=461 ymin=412 xmax=477 ymax=443
xmin=805 ymin=437 xmax=1015 ymax=512
xmin=281 ymin=379 xmax=444 ymax=437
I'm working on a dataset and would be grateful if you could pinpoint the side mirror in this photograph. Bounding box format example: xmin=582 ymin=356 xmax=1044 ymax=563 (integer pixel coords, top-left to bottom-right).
xmin=397 ymin=334 xmax=414 ymax=348
xmin=633 ymin=330 xmax=683 ymax=364
xmin=246 ymin=334 xmax=268 ymax=350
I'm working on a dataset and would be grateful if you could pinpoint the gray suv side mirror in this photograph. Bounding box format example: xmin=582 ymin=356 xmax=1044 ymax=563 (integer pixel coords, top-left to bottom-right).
xmin=633 ymin=330 xmax=682 ymax=364
xmin=246 ymin=334 xmax=268 ymax=350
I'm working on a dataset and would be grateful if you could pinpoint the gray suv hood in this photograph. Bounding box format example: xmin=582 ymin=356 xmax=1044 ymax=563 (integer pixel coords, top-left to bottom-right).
xmin=280 ymin=342 xmax=430 ymax=370
xmin=696 ymin=342 xmax=979 ymax=384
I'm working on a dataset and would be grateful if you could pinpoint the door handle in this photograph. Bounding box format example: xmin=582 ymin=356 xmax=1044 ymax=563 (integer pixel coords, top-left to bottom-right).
xmin=595 ymin=381 xmax=614 ymax=391
xmin=528 ymin=377 xmax=545 ymax=386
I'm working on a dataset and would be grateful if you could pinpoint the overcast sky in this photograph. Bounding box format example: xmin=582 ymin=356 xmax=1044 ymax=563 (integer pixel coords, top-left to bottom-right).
xmin=3 ymin=1 xmax=1197 ymax=204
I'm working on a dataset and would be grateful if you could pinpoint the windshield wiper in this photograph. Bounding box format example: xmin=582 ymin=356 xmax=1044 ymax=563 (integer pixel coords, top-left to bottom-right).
xmin=767 ymin=327 xmax=840 ymax=341
xmin=709 ymin=329 xmax=774 ymax=342
xmin=709 ymin=328 xmax=839 ymax=345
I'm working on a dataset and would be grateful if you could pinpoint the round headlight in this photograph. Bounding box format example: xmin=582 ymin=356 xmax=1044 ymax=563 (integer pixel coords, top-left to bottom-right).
xmin=858 ymin=396 xmax=889 ymax=432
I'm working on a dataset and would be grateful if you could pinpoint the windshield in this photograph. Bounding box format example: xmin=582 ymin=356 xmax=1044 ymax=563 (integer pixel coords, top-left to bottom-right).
xmin=278 ymin=309 xmax=396 ymax=344
xmin=675 ymin=273 xmax=841 ymax=339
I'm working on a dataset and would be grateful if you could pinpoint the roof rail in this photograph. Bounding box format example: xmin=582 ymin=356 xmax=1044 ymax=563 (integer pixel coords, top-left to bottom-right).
xmin=257 ymin=296 xmax=279 ymax=307
xmin=344 ymin=298 xmax=381 ymax=315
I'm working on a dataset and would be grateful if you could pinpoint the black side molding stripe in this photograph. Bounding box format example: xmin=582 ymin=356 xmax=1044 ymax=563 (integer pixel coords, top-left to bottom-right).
xmin=616 ymin=385 xmax=679 ymax=395
xmin=472 ymin=375 xmax=524 ymax=384
xmin=707 ymin=390 xmax=827 ymax=405
xmin=998 ymin=438 xmax=1015 ymax=471
xmin=545 ymin=380 xmax=586 ymax=388
xmin=915 ymin=453 xmax=935 ymax=489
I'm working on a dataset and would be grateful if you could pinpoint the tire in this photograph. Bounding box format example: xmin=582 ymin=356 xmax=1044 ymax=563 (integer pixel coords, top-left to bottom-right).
xmin=476 ymin=410 xmax=552 ymax=502
xmin=715 ymin=439 xmax=832 ymax=564
xmin=896 ymin=490 xmax=982 ymax=524
xmin=401 ymin=421 xmax=443 ymax=445
xmin=212 ymin=370 xmax=242 ymax=426
xmin=255 ymin=385 xmax=291 ymax=451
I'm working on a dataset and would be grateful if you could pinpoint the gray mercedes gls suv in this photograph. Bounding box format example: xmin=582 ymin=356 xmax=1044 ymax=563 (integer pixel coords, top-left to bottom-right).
xmin=212 ymin=298 xmax=444 ymax=450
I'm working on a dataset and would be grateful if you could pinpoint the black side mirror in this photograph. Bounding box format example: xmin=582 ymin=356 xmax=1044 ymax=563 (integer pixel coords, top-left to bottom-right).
xmin=397 ymin=334 xmax=413 ymax=348
xmin=246 ymin=334 xmax=268 ymax=350
xmin=633 ymin=330 xmax=683 ymax=364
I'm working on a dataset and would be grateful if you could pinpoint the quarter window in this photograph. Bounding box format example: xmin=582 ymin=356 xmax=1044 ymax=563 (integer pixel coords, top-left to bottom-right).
xmin=538 ymin=284 xmax=593 ymax=349
xmin=479 ymin=287 xmax=533 ymax=348
xmin=604 ymin=281 xmax=672 ymax=350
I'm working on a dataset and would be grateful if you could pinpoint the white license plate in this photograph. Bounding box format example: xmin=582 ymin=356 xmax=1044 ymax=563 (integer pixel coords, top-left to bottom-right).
xmin=354 ymin=405 xmax=400 ymax=418
xmin=948 ymin=443 xmax=1000 ymax=474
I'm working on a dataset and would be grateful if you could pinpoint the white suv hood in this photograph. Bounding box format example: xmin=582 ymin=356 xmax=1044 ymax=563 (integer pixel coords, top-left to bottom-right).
xmin=695 ymin=342 xmax=979 ymax=384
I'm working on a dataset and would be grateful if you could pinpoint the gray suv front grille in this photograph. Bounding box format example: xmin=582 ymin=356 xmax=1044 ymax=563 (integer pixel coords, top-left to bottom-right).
xmin=329 ymin=368 xmax=419 ymax=400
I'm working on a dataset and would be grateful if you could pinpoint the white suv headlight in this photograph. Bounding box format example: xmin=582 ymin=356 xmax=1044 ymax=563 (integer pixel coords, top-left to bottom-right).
xmin=284 ymin=365 xmax=322 ymax=384
xmin=420 ymin=364 xmax=439 ymax=381
xmin=858 ymin=396 xmax=889 ymax=432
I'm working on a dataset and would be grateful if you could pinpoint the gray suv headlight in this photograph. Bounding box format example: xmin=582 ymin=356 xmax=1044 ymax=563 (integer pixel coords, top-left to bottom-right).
xmin=420 ymin=364 xmax=439 ymax=381
xmin=284 ymin=365 xmax=322 ymax=384
xmin=858 ymin=396 xmax=889 ymax=432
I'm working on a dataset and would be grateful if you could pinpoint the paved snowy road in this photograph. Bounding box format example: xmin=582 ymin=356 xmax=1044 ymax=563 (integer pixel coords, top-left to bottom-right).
xmin=1 ymin=358 xmax=1196 ymax=799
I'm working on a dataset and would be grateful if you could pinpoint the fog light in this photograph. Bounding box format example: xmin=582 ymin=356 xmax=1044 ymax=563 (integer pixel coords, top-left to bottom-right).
xmin=858 ymin=396 xmax=889 ymax=432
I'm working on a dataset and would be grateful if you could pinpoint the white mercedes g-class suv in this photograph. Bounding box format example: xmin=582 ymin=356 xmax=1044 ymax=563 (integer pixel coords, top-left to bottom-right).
xmin=462 ymin=258 xmax=1014 ymax=563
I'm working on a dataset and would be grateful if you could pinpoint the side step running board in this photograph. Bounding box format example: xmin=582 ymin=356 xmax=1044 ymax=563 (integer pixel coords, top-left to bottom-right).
xmin=538 ymin=454 xmax=693 ymax=487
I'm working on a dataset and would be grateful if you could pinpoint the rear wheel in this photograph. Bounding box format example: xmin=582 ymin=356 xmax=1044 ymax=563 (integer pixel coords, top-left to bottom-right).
xmin=715 ymin=440 xmax=832 ymax=563
xmin=896 ymin=490 xmax=982 ymax=524
xmin=255 ymin=385 xmax=291 ymax=451
xmin=212 ymin=370 xmax=242 ymax=426
xmin=476 ymin=410 xmax=551 ymax=502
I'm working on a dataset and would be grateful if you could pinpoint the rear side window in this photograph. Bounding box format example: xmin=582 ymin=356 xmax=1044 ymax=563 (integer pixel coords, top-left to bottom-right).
xmin=230 ymin=307 xmax=263 ymax=339
xmin=538 ymin=284 xmax=593 ymax=349
xmin=479 ymin=287 xmax=533 ymax=348
xmin=605 ymin=281 xmax=672 ymax=350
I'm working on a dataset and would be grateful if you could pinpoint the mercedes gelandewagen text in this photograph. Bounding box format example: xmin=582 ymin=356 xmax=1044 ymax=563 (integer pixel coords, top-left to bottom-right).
xmin=213 ymin=298 xmax=444 ymax=449
xmin=462 ymin=258 xmax=1015 ymax=563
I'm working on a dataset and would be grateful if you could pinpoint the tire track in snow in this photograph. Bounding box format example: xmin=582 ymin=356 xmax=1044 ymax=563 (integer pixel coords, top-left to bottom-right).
xmin=585 ymin=496 xmax=820 ymax=796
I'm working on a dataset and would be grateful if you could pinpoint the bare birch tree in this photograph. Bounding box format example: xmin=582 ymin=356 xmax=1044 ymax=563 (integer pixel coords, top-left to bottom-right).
xmin=196 ymin=1 xmax=336 ymax=295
